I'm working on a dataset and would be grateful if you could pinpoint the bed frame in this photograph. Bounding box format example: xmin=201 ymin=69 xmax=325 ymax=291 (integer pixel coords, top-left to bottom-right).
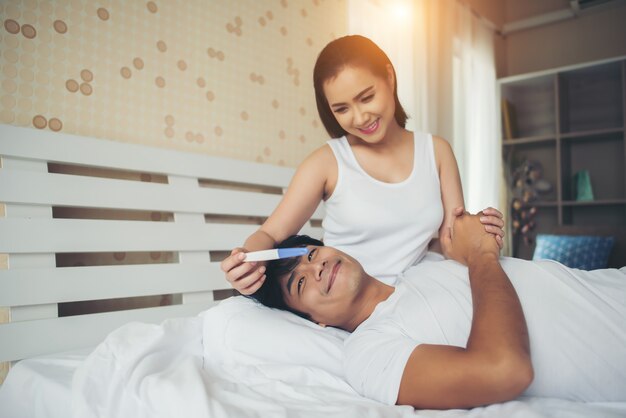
xmin=0 ymin=124 xmax=323 ymax=365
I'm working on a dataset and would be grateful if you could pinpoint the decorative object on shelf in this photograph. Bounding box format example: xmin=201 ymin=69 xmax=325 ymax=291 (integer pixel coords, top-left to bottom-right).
xmin=573 ymin=169 xmax=594 ymax=201
xmin=501 ymin=99 xmax=518 ymax=139
xmin=532 ymin=234 xmax=614 ymax=270
xmin=510 ymin=159 xmax=552 ymax=245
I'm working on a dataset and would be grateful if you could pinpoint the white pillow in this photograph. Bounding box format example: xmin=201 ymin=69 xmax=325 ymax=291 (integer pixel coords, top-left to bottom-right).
xmin=201 ymin=296 xmax=348 ymax=377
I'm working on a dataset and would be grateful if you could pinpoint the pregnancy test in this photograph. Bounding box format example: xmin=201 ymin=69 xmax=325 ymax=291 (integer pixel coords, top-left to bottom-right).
xmin=244 ymin=248 xmax=308 ymax=262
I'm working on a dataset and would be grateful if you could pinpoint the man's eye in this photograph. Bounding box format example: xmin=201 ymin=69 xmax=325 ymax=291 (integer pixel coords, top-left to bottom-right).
xmin=297 ymin=277 xmax=304 ymax=293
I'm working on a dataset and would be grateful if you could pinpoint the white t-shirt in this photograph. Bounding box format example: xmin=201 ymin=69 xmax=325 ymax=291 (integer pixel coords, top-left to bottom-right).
xmin=322 ymin=132 xmax=443 ymax=285
xmin=344 ymin=257 xmax=626 ymax=405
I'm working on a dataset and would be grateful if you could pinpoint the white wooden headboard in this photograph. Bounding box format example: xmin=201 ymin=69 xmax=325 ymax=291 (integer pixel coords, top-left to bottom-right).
xmin=0 ymin=124 xmax=323 ymax=363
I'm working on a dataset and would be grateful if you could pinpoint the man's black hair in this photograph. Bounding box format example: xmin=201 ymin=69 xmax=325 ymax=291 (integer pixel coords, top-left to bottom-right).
xmin=248 ymin=234 xmax=324 ymax=318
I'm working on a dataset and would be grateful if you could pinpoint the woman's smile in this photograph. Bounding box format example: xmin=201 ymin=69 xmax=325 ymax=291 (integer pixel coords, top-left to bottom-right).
xmin=358 ymin=119 xmax=380 ymax=135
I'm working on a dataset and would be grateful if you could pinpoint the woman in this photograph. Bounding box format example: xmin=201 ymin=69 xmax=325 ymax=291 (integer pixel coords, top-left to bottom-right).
xmin=222 ymin=35 xmax=504 ymax=292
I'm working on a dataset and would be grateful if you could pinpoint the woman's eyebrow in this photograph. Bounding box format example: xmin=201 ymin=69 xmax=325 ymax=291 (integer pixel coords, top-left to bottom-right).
xmin=330 ymin=85 xmax=374 ymax=108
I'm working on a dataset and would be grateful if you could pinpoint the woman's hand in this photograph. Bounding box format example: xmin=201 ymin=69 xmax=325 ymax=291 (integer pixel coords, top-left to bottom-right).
xmin=220 ymin=247 xmax=267 ymax=296
xmin=440 ymin=207 xmax=463 ymax=258
xmin=440 ymin=206 xmax=504 ymax=259
xmin=441 ymin=212 xmax=501 ymax=266
xmin=478 ymin=206 xmax=505 ymax=249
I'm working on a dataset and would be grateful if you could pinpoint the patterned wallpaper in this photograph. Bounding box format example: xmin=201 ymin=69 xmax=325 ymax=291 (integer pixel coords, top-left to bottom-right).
xmin=0 ymin=0 xmax=347 ymax=167
xmin=0 ymin=0 xmax=347 ymax=384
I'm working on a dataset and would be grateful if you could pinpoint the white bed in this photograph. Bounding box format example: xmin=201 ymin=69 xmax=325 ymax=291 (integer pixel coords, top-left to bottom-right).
xmin=1 ymin=125 xmax=625 ymax=418
xmin=3 ymin=301 xmax=626 ymax=418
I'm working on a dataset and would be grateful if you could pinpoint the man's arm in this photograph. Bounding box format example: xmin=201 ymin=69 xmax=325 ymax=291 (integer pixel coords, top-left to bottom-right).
xmin=397 ymin=214 xmax=532 ymax=409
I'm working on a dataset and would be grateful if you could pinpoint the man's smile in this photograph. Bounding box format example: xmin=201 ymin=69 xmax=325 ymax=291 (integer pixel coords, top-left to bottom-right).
xmin=328 ymin=260 xmax=341 ymax=293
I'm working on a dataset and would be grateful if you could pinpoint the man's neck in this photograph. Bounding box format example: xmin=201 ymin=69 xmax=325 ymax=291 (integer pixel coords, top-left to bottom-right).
xmin=342 ymin=276 xmax=395 ymax=332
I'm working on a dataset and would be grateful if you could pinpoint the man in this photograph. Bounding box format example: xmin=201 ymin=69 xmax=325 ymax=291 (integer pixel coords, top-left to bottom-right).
xmin=238 ymin=213 xmax=626 ymax=410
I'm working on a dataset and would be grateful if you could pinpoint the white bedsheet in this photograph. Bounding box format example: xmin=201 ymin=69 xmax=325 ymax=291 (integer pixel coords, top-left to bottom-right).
xmin=2 ymin=314 xmax=626 ymax=418
xmin=0 ymin=348 xmax=91 ymax=418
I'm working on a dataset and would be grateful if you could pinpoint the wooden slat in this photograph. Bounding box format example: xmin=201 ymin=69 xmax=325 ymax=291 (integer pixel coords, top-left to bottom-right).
xmin=2 ymin=158 xmax=59 ymax=325
xmin=0 ymin=218 xmax=258 ymax=253
xmin=0 ymin=123 xmax=329 ymax=364
xmin=0 ymin=263 xmax=228 ymax=307
xmin=311 ymin=205 xmax=325 ymax=221
xmin=0 ymin=219 xmax=325 ymax=255
xmin=0 ymin=303 xmax=211 ymax=362
xmin=0 ymin=169 xmax=283 ymax=216
xmin=0 ymin=125 xmax=293 ymax=188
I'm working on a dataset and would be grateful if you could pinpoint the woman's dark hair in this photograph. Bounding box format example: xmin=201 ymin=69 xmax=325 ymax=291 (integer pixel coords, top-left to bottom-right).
xmin=313 ymin=35 xmax=408 ymax=138
xmin=248 ymin=235 xmax=324 ymax=318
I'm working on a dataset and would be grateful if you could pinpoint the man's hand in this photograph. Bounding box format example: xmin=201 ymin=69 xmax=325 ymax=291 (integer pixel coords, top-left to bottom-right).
xmin=442 ymin=212 xmax=500 ymax=266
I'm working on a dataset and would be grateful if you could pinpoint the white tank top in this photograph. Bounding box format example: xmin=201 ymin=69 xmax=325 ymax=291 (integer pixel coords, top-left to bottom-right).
xmin=322 ymin=132 xmax=443 ymax=285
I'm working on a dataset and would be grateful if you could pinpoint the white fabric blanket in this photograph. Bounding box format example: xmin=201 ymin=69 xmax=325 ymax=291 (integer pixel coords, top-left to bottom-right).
xmin=71 ymin=314 xmax=626 ymax=418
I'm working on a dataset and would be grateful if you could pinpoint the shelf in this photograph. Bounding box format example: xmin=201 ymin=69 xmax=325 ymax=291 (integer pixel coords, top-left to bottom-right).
xmin=562 ymin=204 xmax=626 ymax=227
xmin=503 ymin=128 xmax=624 ymax=145
xmin=502 ymin=135 xmax=556 ymax=146
xmin=501 ymin=74 xmax=556 ymax=139
xmin=562 ymin=199 xmax=626 ymax=207
xmin=559 ymin=61 xmax=624 ymax=133
xmin=560 ymin=137 xmax=625 ymax=201
xmin=518 ymin=201 xmax=558 ymax=208
xmin=560 ymin=127 xmax=624 ymax=140
xmin=520 ymin=200 xmax=626 ymax=208
xmin=534 ymin=201 xmax=559 ymax=207
xmin=500 ymin=57 xmax=626 ymax=258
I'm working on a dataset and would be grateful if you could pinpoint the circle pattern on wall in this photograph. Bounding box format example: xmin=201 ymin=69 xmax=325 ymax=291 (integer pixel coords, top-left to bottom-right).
xmin=0 ymin=0 xmax=347 ymax=166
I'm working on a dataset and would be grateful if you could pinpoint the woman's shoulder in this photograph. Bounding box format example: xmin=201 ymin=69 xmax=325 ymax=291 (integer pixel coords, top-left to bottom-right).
xmin=430 ymin=135 xmax=453 ymax=159
xmin=296 ymin=142 xmax=336 ymax=173
xmin=429 ymin=134 xmax=451 ymax=147
xmin=310 ymin=141 xmax=336 ymax=161
xmin=406 ymin=131 xmax=448 ymax=147
xmin=293 ymin=143 xmax=339 ymax=197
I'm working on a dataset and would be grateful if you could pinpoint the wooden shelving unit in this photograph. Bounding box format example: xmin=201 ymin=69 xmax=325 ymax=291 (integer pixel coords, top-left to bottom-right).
xmin=499 ymin=57 xmax=626 ymax=260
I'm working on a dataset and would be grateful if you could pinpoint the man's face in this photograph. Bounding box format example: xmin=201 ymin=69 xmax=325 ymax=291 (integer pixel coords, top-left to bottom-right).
xmin=279 ymin=245 xmax=366 ymax=327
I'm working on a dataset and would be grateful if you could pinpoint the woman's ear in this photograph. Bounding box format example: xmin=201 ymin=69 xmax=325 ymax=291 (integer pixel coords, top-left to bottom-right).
xmin=386 ymin=63 xmax=395 ymax=88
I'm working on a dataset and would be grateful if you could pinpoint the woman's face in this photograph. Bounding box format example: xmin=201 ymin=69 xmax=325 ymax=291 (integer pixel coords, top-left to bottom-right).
xmin=323 ymin=65 xmax=397 ymax=143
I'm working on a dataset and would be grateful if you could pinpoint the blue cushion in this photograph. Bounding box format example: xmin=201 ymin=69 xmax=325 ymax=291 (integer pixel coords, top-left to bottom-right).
xmin=532 ymin=234 xmax=614 ymax=270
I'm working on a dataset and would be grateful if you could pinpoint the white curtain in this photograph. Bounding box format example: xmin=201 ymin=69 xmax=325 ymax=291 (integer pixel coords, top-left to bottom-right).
xmin=348 ymin=0 xmax=500 ymax=213
xmin=348 ymin=0 xmax=418 ymax=133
